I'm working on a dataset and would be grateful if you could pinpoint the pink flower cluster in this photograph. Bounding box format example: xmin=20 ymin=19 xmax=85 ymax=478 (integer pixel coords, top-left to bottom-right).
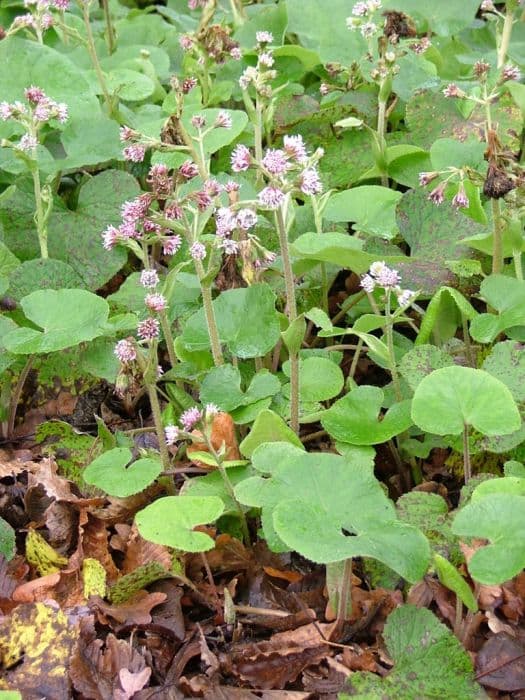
xmin=361 ymin=261 xmax=415 ymax=307
xmin=0 ymin=87 xmax=68 ymax=152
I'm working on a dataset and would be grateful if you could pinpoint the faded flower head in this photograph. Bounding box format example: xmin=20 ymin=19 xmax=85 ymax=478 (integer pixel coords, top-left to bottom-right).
xmin=236 ymin=208 xmax=258 ymax=230
xmin=114 ymin=339 xmax=137 ymax=363
xmin=418 ymin=171 xmax=438 ymax=187
xmin=180 ymin=406 xmax=203 ymax=431
xmin=18 ymin=133 xmax=38 ymax=151
xmin=442 ymin=83 xmax=464 ymax=98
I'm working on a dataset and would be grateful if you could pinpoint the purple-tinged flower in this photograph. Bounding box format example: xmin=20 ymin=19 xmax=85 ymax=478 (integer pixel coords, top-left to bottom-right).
xmin=230 ymin=47 xmax=242 ymax=60
xmin=52 ymin=0 xmax=69 ymax=9
xmin=283 ymin=134 xmax=307 ymax=163
xmin=122 ymin=196 xmax=151 ymax=223
xmin=442 ymin=83 xmax=464 ymax=98
xmin=258 ymin=52 xmax=274 ymax=68
xmin=0 ymin=102 xmax=13 ymax=120
xmin=225 ymin=180 xmax=240 ymax=193
xmin=256 ymin=31 xmax=273 ymax=43
xmin=120 ymin=221 xmax=139 ymax=240
xmin=361 ymin=274 xmax=376 ymax=293
xmin=18 ymin=133 xmax=38 ymax=151
xmin=140 ymin=269 xmax=160 ymax=288
xmin=162 ymin=235 xmax=182 ymax=255
xmin=13 ymin=14 xmax=34 ymax=27
xmin=231 ymin=144 xmax=251 ymax=172
xmin=452 ymin=184 xmax=469 ymax=209
xmin=119 ymin=125 xmax=136 ymax=142
xmin=188 ymin=0 xmax=206 ymax=8
xmin=178 ymin=160 xmax=199 ymax=180
xmin=375 ymin=266 xmax=400 ymax=289
xmin=352 ymin=1 xmax=369 ymax=16
xmin=164 ymin=202 xmax=183 ymax=220
xmin=410 ymin=37 xmax=431 ymax=54
xmin=215 ymin=110 xmax=232 ymax=129
xmin=262 ymin=148 xmax=289 ymax=176
xmin=236 ymin=208 xmax=258 ymax=230
xmin=182 ymin=77 xmax=198 ymax=94
xmin=34 ymin=101 xmax=52 ymax=122
xmin=24 ymin=86 xmax=45 ymax=103
xmin=190 ymin=241 xmax=206 ymax=260
xmin=123 ymin=144 xmax=146 ymax=162
xmin=145 ymin=293 xmax=168 ymax=313
xmin=191 ymin=114 xmax=206 ymax=129
xmin=41 ymin=13 xmax=54 ymax=28
xmin=418 ymin=171 xmax=438 ymax=187
xmin=137 ymin=317 xmax=160 ymax=340
xmin=502 ymin=64 xmax=521 ymax=82
xmin=205 ymin=403 xmax=220 ymax=416
xmin=219 ymin=238 xmax=239 ymax=254
xmin=258 ymin=186 xmax=285 ymax=209
xmin=396 ymin=288 xmax=415 ymax=306
xmin=114 ymin=339 xmax=136 ymax=363
xmin=428 ymin=183 xmax=445 ymax=205
xmin=179 ymin=34 xmax=194 ymax=51
xmin=299 ymin=168 xmax=323 ymax=195
xmin=215 ymin=207 xmax=237 ymax=236
xmin=319 ymin=83 xmax=330 ymax=96
xmin=102 ymin=225 xmax=120 ymax=250
xmin=204 ymin=178 xmax=222 ymax=197
xmin=180 ymin=406 xmax=203 ymax=431
xmin=55 ymin=102 xmax=68 ymax=123
xmin=143 ymin=219 xmax=161 ymax=234
xmin=165 ymin=424 xmax=179 ymax=445
xmin=474 ymin=60 xmax=491 ymax=78
xmin=194 ymin=191 xmax=212 ymax=211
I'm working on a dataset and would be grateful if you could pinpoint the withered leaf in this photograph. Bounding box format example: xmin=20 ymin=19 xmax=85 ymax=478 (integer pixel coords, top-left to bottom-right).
xmin=476 ymin=633 xmax=525 ymax=691
xmin=90 ymin=591 xmax=167 ymax=626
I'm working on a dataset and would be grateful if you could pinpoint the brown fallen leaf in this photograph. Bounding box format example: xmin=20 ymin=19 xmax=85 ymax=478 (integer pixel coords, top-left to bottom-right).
xmin=116 ymin=667 xmax=152 ymax=700
xmin=90 ymin=591 xmax=167 ymax=626
xmin=476 ymin=632 xmax=525 ymax=691
xmin=12 ymin=572 xmax=61 ymax=603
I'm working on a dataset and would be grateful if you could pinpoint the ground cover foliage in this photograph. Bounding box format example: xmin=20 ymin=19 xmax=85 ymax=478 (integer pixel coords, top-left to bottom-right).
xmin=0 ymin=0 xmax=524 ymax=697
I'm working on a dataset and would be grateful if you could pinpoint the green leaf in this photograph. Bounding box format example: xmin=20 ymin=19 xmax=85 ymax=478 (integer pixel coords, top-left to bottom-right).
xmin=324 ymin=186 xmax=402 ymax=239
xmin=283 ymin=356 xmax=344 ymax=403
xmin=3 ymin=289 xmax=110 ymax=354
xmin=181 ymin=284 xmax=280 ymax=358
xmin=234 ymin=1 xmax=288 ymax=47
xmin=239 ymin=410 xmax=303 ymax=458
xmin=135 ymin=496 xmax=225 ymax=553
xmin=83 ymin=448 xmax=162 ymax=498
xmin=399 ymin=344 xmax=455 ymax=391
xmin=417 ymin=286 xmax=477 ymax=345
xmin=182 ymin=465 xmax=253 ymax=515
xmin=430 ymin=138 xmax=486 ymax=171
xmin=322 ymin=386 xmax=412 ymax=445
xmin=7 ymin=259 xmax=85 ymax=301
xmin=434 ymin=554 xmax=478 ymax=612
xmin=281 ymin=314 xmax=306 ymax=355
xmin=199 ymin=364 xmax=280 ymax=413
xmin=470 ymin=275 xmax=525 ymax=343
xmin=0 ymin=516 xmax=15 ymax=561
xmin=292 ymin=231 xmax=407 ymax=275
xmin=235 ymin=444 xmax=429 ymax=580
xmin=482 ymin=341 xmax=525 ymax=402
xmin=342 ymin=605 xmax=483 ymax=699
xmin=106 ymin=68 xmax=155 ymax=101
xmin=411 ymin=366 xmax=521 ymax=436
xmin=453 ymin=492 xmax=525 ymax=585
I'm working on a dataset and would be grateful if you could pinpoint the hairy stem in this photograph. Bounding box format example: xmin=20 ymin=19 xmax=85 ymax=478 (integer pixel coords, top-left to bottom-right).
xmin=31 ymin=158 xmax=48 ymax=259
xmin=385 ymin=293 xmax=401 ymax=402
xmin=497 ymin=4 xmax=514 ymax=68
xmin=463 ymin=423 xmax=472 ymax=483
xmin=275 ymin=205 xmax=299 ymax=434
xmin=7 ymin=355 xmax=34 ymax=438
xmin=101 ymin=0 xmax=116 ymax=55
xmin=81 ymin=1 xmax=113 ymax=113
xmin=146 ymin=380 xmax=171 ymax=471
xmin=193 ymin=258 xmax=224 ymax=366
xmin=312 ymin=195 xmax=329 ymax=313
xmin=159 ymin=310 xmax=178 ymax=370
xmin=491 ymin=198 xmax=504 ymax=275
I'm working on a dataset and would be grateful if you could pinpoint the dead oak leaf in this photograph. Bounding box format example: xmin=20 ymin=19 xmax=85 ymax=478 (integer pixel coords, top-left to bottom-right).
xmin=476 ymin=632 xmax=525 ymax=691
xmin=90 ymin=591 xmax=167 ymax=626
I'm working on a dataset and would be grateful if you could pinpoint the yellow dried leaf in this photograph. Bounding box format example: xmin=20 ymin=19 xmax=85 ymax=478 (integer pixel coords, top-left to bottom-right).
xmin=25 ymin=530 xmax=68 ymax=576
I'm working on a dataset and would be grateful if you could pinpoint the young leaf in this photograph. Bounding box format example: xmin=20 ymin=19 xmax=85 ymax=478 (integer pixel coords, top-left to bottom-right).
xmin=321 ymin=385 xmax=412 ymax=445
xmin=283 ymin=356 xmax=344 ymax=403
xmin=3 ymin=289 xmax=110 ymax=354
xmin=135 ymin=496 xmax=224 ymax=552
xmin=239 ymin=410 xmax=304 ymax=457
xmin=83 ymin=448 xmax=162 ymax=498
xmin=341 ymin=605 xmax=483 ymax=698
xmin=411 ymin=367 xmax=521 ymax=437
xmin=434 ymin=553 xmax=478 ymax=612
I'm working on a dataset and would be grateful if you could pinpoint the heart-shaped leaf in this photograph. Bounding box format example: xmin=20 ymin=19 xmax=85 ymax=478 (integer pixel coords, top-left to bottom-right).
xmin=239 ymin=410 xmax=303 ymax=457
xmin=3 ymin=289 xmax=110 ymax=354
xmin=199 ymin=364 xmax=280 ymax=413
xmin=181 ymin=284 xmax=280 ymax=358
xmin=321 ymin=386 xmax=413 ymax=445
xmin=283 ymin=356 xmax=344 ymax=403
xmin=7 ymin=259 xmax=85 ymax=301
xmin=135 ymin=496 xmax=225 ymax=552
xmin=470 ymin=275 xmax=525 ymax=343
xmin=411 ymin=366 xmax=521 ymax=436
xmin=482 ymin=341 xmax=525 ymax=402
xmin=399 ymin=345 xmax=455 ymax=391
xmin=235 ymin=443 xmax=429 ymax=580
xmin=324 ymin=186 xmax=402 ymax=239
xmin=83 ymin=448 xmax=162 ymax=497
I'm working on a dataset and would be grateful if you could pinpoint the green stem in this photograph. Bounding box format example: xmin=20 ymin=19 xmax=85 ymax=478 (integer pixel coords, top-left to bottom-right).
xmin=194 ymin=258 xmax=224 ymax=366
xmin=312 ymin=195 xmax=329 ymax=313
xmin=275 ymin=205 xmax=299 ymax=434
xmin=462 ymin=313 xmax=475 ymax=368
xmin=385 ymin=293 xmax=401 ymax=402
xmin=146 ymin=380 xmax=171 ymax=471
xmin=7 ymin=355 xmax=34 ymax=438
xmin=180 ymin=124 xmax=207 ymax=180
xmin=514 ymin=249 xmax=523 ymax=280
xmin=159 ymin=310 xmax=178 ymax=370
xmin=497 ymin=4 xmax=514 ymax=68
xmin=336 ymin=558 xmax=353 ymax=626
xmin=31 ymin=156 xmax=48 ymax=259
xmin=81 ymin=1 xmax=113 ymax=113
xmin=491 ymin=198 xmax=504 ymax=275
xmin=463 ymin=423 xmax=472 ymax=483
xmin=349 ymin=338 xmax=364 ymax=380
xmin=101 ymin=0 xmax=116 ymax=55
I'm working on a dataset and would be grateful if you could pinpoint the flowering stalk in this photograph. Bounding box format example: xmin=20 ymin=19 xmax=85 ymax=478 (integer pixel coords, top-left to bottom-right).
xmin=497 ymin=1 xmax=516 ymax=68
xmin=30 ymin=147 xmax=51 ymax=258
xmin=101 ymin=0 xmax=116 ymax=55
xmin=194 ymin=256 xmax=224 ymax=366
xmin=275 ymin=202 xmax=300 ymax=434
xmin=80 ymin=0 xmax=113 ymax=114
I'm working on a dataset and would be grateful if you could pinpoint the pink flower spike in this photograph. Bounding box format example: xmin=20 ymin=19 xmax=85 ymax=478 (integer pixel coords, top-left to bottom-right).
xmin=102 ymin=225 xmax=120 ymax=250
xmin=299 ymin=168 xmax=323 ymax=195
xmin=145 ymin=293 xmax=168 ymax=313
xmin=162 ymin=235 xmax=182 ymax=255
xmin=165 ymin=425 xmax=180 ymax=445
xmin=123 ymin=144 xmax=146 ymax=162
xmin=256 ymin=31 xmax=273 ymax=44
xmin=360 ymin=274 xmax=375 ymax=293
xmin=236 ymin=208 xmax=257 ymax=230
xmin=178 ymin=160 xmax=199 ymax=180
xmin=137 ymin=317 xmax=160 ymax=340
xmin=18 ymin=134 xmax=38 ymax=151
xmin=215 ymin=110 xmax=232 ymax=129
xmin=452 ymin=185 xmax=469 ymax=209
xmin=428 ymin=184 xmax=445 ymax=205
xmin=114 ymin=339 xmax=137 ymax=363
xmin=231 ymin=144 xmax=251 ymax=172
xmin=0 ymin=102 xmax=13 ymax=120
xmin=180 ymin=406 xmax=203 ymax=431
xmin=262 ymin=148 xmax=289 ymax=176
xmin=24 ymin=86 xmax=45 ymax=103
xmin=283 ymin=134 xmax=308 ymax=163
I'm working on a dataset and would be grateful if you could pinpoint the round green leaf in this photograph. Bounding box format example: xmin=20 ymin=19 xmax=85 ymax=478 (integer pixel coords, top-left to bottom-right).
xmin=411 ymin=366 xmax=521 ymax=436
xmin=482 ymin=341 xmax=525 ymax=402
xmin=0 ymin=516 xmax=15 ymax=561
xmin=135 ymin=496 xmax=225 ymax=552
xmin=106 ymin=69 xmax=156 ymax=101
xmin=3 ymin=289 xmax=110 ymax=354
xmin=8 ymin=259 xmax=85 ymax=301
xmin=321 ymin=386 xmax=413 ymax=445
xmin=83 ymin=447 xmax=162 ymax=497
xmin=325 ymin=186 xmax=402 ymax=239
xmin=284 ymin=357 xmax=344 ymax=403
